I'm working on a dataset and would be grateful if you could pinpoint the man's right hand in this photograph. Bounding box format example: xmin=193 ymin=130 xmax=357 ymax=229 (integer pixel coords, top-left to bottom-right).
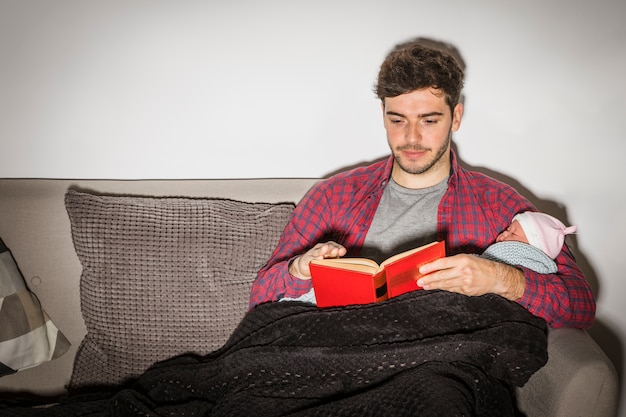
xmin=288 ymin=241 xmax=347 ymax=280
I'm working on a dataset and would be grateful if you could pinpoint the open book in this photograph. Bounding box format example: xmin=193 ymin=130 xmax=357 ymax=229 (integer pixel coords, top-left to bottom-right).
xmin=309 ymin=241 xmax=445 ymax=307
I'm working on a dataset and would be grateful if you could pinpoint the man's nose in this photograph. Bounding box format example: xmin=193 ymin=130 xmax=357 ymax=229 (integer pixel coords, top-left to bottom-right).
xmin=407 ymin=123 xmax=422 ymax=143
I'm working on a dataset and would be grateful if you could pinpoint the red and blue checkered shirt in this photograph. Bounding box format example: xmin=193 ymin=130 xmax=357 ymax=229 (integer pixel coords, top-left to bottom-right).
xmin=249 ymin=150 xmax=595 ymax=328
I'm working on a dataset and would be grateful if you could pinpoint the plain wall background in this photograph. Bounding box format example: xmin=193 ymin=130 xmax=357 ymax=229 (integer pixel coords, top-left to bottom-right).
xmin=2 ymin=0 xmax=624 ymax=413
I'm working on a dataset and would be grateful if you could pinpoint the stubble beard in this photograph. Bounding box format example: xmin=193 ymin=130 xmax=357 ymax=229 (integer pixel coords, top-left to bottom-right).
xmin=392 ymin=134 xmax=451 ymax=175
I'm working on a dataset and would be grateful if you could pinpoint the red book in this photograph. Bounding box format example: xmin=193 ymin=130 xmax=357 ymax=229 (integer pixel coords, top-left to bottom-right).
xmin=309 ymin=241 xmax=445 ymax=307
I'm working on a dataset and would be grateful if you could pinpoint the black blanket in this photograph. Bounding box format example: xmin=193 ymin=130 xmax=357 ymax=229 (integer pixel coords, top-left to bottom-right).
xmin=4 ymin=291 xmax=547 ymax=417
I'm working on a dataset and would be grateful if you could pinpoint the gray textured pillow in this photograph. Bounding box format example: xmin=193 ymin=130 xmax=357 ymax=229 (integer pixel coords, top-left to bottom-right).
xmin=65 ymin=190 xmax=294 ymax=389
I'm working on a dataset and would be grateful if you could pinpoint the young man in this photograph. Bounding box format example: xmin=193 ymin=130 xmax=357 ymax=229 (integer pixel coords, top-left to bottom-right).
xmin=249 ymin=42 xmax=595 ymax=329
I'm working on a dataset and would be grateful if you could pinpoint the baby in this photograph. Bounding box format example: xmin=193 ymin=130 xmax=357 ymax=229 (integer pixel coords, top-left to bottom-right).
xmin=482 ymin=211 xmax=578 ymax=274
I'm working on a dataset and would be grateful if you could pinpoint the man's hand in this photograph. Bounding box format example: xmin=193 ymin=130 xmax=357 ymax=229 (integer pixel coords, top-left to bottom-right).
xmin=417 ymin=254 xmax=525 ymax=301
xmin=289 ymin=241 xmax=347 ymax=280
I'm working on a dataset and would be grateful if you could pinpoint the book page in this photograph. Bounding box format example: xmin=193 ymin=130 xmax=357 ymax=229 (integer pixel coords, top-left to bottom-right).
xmin=311 ymin=258 xmax=381 ymax=274
xmin=380 ymin=241 xmax=440 ymax=268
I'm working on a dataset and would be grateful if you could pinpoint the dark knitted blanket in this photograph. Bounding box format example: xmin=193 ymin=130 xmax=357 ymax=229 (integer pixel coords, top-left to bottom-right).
xmin=4 ymin=291 xmax=547 ymax=417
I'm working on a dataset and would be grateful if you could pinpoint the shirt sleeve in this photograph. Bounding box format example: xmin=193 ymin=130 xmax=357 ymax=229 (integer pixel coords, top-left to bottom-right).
xmin=248 ymin=184 xmax=333 ymax=308
xmin=518 ymin=243 xmax=596 ymax=328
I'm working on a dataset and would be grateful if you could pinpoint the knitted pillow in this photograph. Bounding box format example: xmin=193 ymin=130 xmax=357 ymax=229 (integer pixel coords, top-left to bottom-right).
xmin=0 ymin=238 xmax=71 ymax=377
xmin=64 ymin=190 xmax=294 ymax=389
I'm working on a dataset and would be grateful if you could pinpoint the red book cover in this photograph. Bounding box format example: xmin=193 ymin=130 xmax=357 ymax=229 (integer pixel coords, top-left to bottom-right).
xmin=310 ymin=241 xmax=445 ymax=307
xmin=383 ymin=240 xmax=446 ymax=298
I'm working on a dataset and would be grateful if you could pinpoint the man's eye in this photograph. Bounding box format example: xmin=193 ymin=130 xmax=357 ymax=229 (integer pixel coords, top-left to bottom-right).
xmin=424 ymin=119 xmax=437 ymax=124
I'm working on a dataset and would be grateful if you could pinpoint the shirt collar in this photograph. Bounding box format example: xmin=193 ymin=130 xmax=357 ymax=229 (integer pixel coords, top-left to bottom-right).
xmin=448 ymin=148 xmax=461 ymax=188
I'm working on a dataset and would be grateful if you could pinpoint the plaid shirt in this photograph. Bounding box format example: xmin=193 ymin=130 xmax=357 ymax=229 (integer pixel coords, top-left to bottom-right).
xmin=250 ymin=150 xmax=595 ymax=328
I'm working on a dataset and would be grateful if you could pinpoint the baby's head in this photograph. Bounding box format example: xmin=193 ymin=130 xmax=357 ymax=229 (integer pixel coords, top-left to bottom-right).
xmin=496 ymin=211 xmax=577 ymax=259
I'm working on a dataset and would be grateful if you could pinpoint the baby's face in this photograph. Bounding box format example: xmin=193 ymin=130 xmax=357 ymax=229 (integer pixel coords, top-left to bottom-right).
xmin=496 ymin=220 xmax=529 ymax=244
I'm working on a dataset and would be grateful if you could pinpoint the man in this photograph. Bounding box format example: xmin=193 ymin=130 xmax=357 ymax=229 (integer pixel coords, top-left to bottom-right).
xmin=249 ymin=41 xmax=595 ymax=329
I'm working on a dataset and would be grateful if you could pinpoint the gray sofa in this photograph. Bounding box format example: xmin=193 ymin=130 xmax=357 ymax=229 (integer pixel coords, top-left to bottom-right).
xmin=0 ymin=178 xmax=619 ymax=416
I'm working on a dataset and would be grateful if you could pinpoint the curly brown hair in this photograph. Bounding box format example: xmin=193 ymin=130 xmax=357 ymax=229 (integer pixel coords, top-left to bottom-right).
xmin=374 ymin=41 xmax=464 ymax=113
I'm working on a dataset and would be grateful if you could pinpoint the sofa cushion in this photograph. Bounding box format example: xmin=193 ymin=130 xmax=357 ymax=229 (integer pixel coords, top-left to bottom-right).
xmin=64 ymin=190 xmax=294 ymax=389
xmin=0 ymin=238 xmax=71 ymax=377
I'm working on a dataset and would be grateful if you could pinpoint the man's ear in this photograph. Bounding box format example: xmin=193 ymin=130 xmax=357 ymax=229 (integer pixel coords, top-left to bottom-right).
xmin=452 ymin=103 xmax=464 ymax=131
xmin=380 ymin=100 xmax=387 ymax=123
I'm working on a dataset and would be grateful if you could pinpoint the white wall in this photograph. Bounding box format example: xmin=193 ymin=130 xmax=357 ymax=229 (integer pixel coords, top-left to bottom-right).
xmin=2 ymin=0 xmax=625 ymax=412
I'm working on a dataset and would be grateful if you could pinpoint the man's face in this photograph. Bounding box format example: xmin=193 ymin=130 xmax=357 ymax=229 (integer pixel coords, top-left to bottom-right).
xmin=382 ymin=88 xmax=463 ymax=188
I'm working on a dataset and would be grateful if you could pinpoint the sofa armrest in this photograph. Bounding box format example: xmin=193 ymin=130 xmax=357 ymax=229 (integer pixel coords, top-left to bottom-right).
xmin=516 ymin=327 xmax=619 ymax=417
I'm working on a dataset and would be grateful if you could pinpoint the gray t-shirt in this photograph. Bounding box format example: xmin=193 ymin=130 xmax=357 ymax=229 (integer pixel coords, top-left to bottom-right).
xmin=360 ymin=177 xmax=448 ymax=264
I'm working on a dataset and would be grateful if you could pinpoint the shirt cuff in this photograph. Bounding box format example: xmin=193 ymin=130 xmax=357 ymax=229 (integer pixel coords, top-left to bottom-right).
xmin=517 ymin=268 xmax=546 ymax=315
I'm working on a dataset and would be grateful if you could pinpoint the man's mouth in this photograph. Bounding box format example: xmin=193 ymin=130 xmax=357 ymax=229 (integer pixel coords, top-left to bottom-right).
xmin=400 ymin=148 xmax=428 ymax=159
